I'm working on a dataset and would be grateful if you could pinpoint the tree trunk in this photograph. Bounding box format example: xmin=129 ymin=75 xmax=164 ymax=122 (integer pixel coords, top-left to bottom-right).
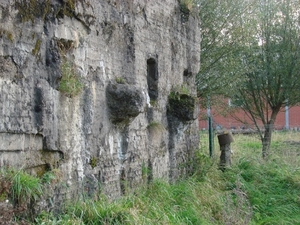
xmin=262 ymin=124 xmax=273 ymax=159
xmin=261 ymin=108 xmax=280 ymax=159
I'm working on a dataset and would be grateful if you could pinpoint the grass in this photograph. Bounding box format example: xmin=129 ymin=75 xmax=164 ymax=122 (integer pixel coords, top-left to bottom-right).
xmin=212 ymin=131 xmax=300 ymax=224
xmin=0 ymin=169 xmax=61 ymax=223
xmin=147 ymin=121 xmax=165 ymax=132
xmin=58 ymin=60 xmax=83 ymax=97
xmin=0 ymin=168 xmax=43 ymax=206
xmin=4 ymin=131 xmax=300 ymax=224
xmin=169 ymin=84 xmax=191 ymax=100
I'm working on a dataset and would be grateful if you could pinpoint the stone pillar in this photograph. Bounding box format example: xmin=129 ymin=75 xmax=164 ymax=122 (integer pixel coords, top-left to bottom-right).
xmin=217 ymin=132 xmax=234 ymax=171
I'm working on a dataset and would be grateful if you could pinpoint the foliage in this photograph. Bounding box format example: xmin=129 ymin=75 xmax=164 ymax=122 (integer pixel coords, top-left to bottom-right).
xmin=0 ymin=169 xmax=43 ymax=206
xmin=58 ymin=60 xmax=83 ymax=97
xmin=0 ymin=168 xmax=63 ymax=223
xmin=6 ymin=132 xmax=294 ymax=224
xmin=202 ymin=131 xmax=300 ymax=224
xmin=197 ymin=0 xmax=253 ymax=102
xmin=198 ymin=0 xmax=300 ymax=158
xmin=41 ymin=169 xmax=61 ymax=185
xmin=149 ymin=99 xmax=158 ymax=107
xmin=228 ymin=0 xmax=300 ymax=158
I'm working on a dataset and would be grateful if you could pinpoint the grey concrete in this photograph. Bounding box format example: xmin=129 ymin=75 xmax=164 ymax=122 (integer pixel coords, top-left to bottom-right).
xmin=0 ymin=0 xmax=200 ymax=206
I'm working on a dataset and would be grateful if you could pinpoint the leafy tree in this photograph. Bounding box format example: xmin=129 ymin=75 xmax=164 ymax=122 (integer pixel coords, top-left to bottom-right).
xmin=230 ymin=0 xmax=300 ymax=158
xmin=198 ymin=0 xmax=300 ymax=158
xmin=197 ymin=0 xmax=254 ymax=104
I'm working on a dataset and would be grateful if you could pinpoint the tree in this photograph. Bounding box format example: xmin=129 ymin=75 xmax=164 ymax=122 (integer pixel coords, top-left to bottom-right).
xmin=197 ymin=0 xmax=254 ymax=104
xmin=197 ymin=0 xmax=300 ymax=158
xmin=230 ymin=0 xmax=300 ymax=158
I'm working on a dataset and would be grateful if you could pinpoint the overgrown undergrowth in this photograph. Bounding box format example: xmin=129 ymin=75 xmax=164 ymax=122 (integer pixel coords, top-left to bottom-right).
xmin=2 ymin=131 xmax=300 ymax=224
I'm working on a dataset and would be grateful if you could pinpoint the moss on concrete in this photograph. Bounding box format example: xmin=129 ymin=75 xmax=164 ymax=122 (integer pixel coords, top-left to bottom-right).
xmin=0 ymin=29 xmax=14 ymax=42
xmin=32 ymin=39 xmax=41 ymax=56
xmin=15 ymin=0 xmax=51 ymax=24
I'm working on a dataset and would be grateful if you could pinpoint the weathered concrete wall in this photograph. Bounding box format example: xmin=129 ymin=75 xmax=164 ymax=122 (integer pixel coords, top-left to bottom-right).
xmin=0 ymin=0 xmax=200 ymax=204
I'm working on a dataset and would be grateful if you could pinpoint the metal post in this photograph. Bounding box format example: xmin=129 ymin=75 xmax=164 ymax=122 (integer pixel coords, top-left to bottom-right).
xmin=208 ymin=115 xmax=213 ymax=157
xmin=207 ymin=97 xmax=213 ymax=157
xmin=285 ymin=105 xmax=289 ymax=130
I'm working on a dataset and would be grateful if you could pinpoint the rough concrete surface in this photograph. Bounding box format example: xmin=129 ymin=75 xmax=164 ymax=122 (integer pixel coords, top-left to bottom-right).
xmin=0 ymin=0 xmax=200 ymax=208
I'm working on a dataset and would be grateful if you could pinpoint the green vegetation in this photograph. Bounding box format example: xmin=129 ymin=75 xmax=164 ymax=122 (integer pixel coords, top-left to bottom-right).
xmin=89 ymin=157 xmax=98 ymax=169
xmin=168 ymin=84 xmax=196 ymax=121
xmin=0 ymin=29 xmax=14 ymax=42
xmin=169 ymin=84 xmax=190 ymax=99
xmin=0 ymin=169 xmax=61 ymax=204
xmin=198 ymin=0 xmax=300 ymax=158
xmin=56 ymin=38 xmax=83 ymax=97
xmin=14 ymin=0 xmax=86 ymax=23
xmin=115 ymin=77 xmax=126 ymax=84
xmin=15 ymin=0 xmax=51 ymax=23
xmin=0 ymin=168 xmax=42 ymax=206
xmin=149 ymin=99 xmax=158 ymax=107
xmin=58 ymin=60 xmax=83 ymax=97
xmin=0 ymin=168 xmax=60 ymax=223
xmin=179 ymin=0 xmax=196 ymax=12
xmin=209 ymin=131 xmax=300 ymax=224
xmin=2 ymin=132 xmax=299 ymax=224
xmin=32 ymin=39 xmax=41 ymax=56
xmin=147 ymin=121 xmax=165 ymax=132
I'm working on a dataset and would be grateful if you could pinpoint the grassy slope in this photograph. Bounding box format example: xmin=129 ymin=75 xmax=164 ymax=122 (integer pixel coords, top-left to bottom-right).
xmin=34 ymin=131 xmax=300 ymax=224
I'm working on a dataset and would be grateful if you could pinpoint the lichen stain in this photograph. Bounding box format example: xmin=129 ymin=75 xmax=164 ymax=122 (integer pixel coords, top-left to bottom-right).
xmin=15 ymin=0 xmax=51 ymax=24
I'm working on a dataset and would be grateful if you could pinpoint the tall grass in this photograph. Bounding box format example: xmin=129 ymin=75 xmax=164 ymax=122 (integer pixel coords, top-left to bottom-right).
xmin=35 ymin=131 xmax=300 ymax=224
xmin=211 ymin=131 xmax=300 ymax=224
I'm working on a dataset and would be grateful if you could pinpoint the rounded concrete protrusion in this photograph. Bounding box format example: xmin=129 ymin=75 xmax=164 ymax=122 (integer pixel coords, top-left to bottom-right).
xmin=217 ymin=133 xmax=234 ymax=146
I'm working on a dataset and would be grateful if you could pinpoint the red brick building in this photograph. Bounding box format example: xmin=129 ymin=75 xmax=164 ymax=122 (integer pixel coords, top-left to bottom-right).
xmin=199 ymin=105 xmax=300 ymax=131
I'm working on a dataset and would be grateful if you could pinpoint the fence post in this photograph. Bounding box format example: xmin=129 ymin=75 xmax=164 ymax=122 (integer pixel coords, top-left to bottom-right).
xmin=217 ymin=132 xmax=234 ymax=171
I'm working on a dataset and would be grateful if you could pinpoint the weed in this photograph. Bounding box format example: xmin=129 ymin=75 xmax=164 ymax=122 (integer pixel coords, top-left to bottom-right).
xmin=89 ymin=157 xmax=97 ymax=169
xmin=147 ymin=121 xmax=165 ymax=138
xmin=147 ymin=121 xmax=165 ymax=131
xmin=0 ymin=168 xmax=43 ymax=223
xmin=0 ymin=29 xmax=14 ymax=42
xmin=15 ymin=0 xmax=51 ymax=24
xmin=58 ymin=60 xmax=83 ymax=97
xmin=41 ymin=170 xmax=60 ymax=185
xmin=57 ymin=39 xmax=75 ymax=53
xmin=149 ymin=99 xmax=158 ymax=107
xmin=169 ymin=84 xmax=190 ymax=100
xmin=32 ymin=39 xmax=41 ymax=56
xmin=115 ymin=77 xmax=125 ymax=84
xmin=179 ymin=0 xmax=195 ymax=12
xmin=10 ymin=170 xmax=43 ymax=205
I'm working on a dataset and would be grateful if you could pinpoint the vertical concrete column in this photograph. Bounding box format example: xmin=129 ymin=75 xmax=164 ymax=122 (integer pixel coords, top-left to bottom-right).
xmin=217 ymin=132 xmax=234 ymax=171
